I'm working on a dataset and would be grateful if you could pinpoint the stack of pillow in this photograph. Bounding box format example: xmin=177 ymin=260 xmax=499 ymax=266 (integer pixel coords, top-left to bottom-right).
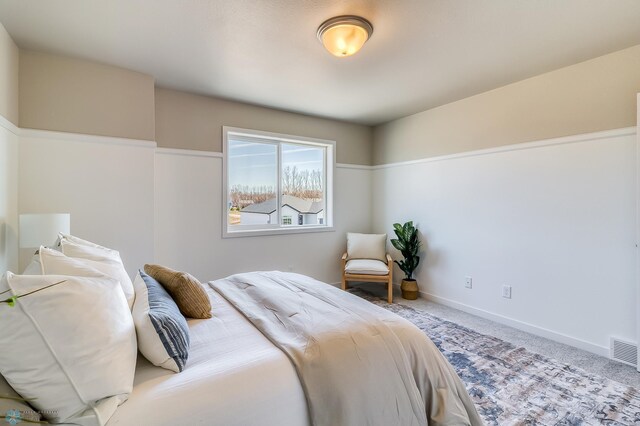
xmin=0 ymin=234 xmax=212 ymax=426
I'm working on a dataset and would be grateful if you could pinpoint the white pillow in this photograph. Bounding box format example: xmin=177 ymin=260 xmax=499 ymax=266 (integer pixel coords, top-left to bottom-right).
xmin=133 ymin=271 xmax=190 ymax=372
xmin=38 ymin=246 xmax=132 ymax=302
xmin=22 ymin=253 xmax=43 ymax=275
xmin=347 ymin=233 xmax=387 ymax=261
xmin=59 ymin=234 xmax=135 ymax=309
xmin=0 ymin=375 xmax=41 ymax=424
xmin=21 ymin=245 xmax=64 ymax=275
xmin=0 ymin=272 xmax=137 ymax=426
xmin=58 ymin=233 xmax=120 ymax=259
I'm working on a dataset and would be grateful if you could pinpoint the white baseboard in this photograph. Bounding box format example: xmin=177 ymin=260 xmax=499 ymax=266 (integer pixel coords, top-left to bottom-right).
xmin=333 ymin=281 xmax=609 ymax=357
xmin=419 ymin=290 xmax=609 ymax=357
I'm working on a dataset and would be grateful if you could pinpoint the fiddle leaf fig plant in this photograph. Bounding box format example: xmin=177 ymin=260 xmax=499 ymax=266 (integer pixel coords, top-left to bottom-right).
xmin=390 ymin=221 xmax=421 ymax=280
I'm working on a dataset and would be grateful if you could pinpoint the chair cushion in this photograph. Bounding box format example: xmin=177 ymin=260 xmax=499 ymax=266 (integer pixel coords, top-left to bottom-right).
xmin=347 ymin=233 xmax=387 ymax=261
xmin=345 ymin=259 xmax=389 ymax=276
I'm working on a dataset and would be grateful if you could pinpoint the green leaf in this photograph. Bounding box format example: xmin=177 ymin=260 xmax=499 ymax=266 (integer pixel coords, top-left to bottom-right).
xmin=1 ymin=279 xmax=68 ymax=309
xmin=389 ymin=221 xmax=421 ymax=279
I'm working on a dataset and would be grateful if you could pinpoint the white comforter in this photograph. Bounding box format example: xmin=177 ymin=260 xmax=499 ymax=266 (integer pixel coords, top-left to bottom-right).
xmin=107 ymin=285 xmax=309 ymax=426
xmin=211 ymin=271 xmax=482 ymax=426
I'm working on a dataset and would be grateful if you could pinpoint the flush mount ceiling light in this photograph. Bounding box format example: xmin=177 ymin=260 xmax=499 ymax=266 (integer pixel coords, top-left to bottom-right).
xmin=317 ymin=15 xmax=373 ymax=57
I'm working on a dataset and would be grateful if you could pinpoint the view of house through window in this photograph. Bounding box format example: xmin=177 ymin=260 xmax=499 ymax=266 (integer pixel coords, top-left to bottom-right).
xmin=224 ymin=128 xmax=334 ymax=236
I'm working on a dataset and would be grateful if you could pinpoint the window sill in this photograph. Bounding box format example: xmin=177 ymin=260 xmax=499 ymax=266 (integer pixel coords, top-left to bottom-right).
xmin=223 ymin=226 xmax=335 ymax=239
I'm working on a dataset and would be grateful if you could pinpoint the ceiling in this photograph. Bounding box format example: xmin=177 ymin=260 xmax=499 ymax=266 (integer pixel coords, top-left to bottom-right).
xmin=1 ymin=0 xmax=639 ymax=126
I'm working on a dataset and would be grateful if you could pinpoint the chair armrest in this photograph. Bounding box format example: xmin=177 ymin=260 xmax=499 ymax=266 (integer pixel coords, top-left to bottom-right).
xmin=342 ymin=252 xmax=348 ymax=261
xmin=386 ymin=254 xmax=393 ymax=265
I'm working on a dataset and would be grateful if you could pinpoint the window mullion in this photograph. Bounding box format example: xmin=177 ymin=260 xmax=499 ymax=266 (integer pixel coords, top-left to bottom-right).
xmin=276 ymin=142 xmax=283 ymax=228
xmin=323 ymin=146 xmax=327 ymax=225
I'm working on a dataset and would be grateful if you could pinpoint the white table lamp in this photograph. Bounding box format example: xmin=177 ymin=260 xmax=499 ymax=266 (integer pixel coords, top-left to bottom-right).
xmin=19 ymin=213 xmax=71 ymax=249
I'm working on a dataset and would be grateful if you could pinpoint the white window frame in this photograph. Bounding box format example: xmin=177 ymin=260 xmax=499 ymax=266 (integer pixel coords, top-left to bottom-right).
xmin=222 ymin=126 xmax=335 ymax=238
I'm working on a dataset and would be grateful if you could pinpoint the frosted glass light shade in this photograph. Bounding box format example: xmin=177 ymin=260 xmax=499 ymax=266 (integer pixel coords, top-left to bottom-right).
xmin=317 ymin=16 xmax=373 ymax=57
xmin=19 ymin=214 xmax=70 ymax=248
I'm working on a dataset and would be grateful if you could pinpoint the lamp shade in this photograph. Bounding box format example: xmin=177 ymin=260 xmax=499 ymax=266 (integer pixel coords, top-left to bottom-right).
xmin=19 ymin=213 xmax=71 ymax=248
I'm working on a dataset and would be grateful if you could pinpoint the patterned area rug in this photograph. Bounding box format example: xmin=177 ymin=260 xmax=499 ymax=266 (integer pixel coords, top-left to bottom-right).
xmin=349 ymin=289 xmax=640 ymax=425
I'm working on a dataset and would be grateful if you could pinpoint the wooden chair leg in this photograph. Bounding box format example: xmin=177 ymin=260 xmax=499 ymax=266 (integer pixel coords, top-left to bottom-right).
xmin=342 ymin=276 xmax=347 ymax=291
xmin=386 ymin=253 xmax=393 ymax=303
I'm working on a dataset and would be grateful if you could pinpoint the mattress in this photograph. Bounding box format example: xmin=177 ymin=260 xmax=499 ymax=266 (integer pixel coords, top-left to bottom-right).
xmin=106 ymin=286 xmax=310 ymax=426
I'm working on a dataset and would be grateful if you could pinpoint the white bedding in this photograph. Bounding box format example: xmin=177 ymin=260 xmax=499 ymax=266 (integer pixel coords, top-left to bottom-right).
xmin=106 ymin=286 xmax=309 ymax=426
xmin=212 ymin=271 xmax=482 ymax=425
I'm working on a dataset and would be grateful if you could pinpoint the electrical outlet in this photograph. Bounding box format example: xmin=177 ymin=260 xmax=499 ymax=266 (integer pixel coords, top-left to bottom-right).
xmin=465 ymin=276 xmax=472 ymax=289
xmin=502 ymin=285 xmax=512 ymax=299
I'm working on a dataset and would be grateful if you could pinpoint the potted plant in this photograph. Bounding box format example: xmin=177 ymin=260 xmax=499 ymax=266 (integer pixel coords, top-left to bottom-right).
xmin=390 ymin=221 xmax=421 ymax=300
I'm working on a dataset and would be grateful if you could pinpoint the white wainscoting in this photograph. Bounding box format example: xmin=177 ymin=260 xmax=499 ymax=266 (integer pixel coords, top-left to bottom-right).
xmin=6 ymin=114 xmax=638 ymax=358
xmin=373 ymin=128 xmax=637 ymax=356
xmin=154 ymin=148 xmax=372 ymax=284
xmin=10 ymin=127 xmax=372 ymax=281
xmin=18 ymin=131 xmax=156 ymax=276
xmin=0 ymin=115 xmax=19 ymax=274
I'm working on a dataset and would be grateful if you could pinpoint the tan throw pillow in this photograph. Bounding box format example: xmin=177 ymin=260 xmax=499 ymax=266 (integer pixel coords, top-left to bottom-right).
xmin=144 ymin=264 xmax=212 ymax=319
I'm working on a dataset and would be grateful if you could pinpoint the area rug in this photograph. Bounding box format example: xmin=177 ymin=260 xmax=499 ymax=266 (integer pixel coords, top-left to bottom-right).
xmin=349 ymin=289 xmax=640 ymax=426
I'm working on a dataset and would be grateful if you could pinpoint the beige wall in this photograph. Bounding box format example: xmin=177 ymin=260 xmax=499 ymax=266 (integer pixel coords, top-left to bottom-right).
xmin=13 ymin=42 xmax=639 ymax=166
xmin=0 ymin=22 xmax=19 ymax=125
xmin=155 ymin=88 xmax=372 ymax=165
xmin=19 ymin=51 xmax=155 ymax=140
xmin=373 ymin=44 xmax=640 ymax=165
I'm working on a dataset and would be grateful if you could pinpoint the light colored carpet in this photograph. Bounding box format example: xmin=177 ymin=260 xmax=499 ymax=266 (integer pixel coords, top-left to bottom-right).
xmin=350 ymin=284 xmax=640 ymax=425
xmin=355 ymin=283 xmax=640 ymax=389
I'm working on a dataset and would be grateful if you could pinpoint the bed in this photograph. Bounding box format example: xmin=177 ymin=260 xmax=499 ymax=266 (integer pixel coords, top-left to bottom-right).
xmin=107 ymin=271 xmax=482 ymax=426
xmin=107 ymin=284 xmax=309 ymax=425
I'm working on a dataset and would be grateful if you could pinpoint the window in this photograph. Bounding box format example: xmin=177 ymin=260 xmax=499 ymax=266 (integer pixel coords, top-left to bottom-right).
xmin=223 ymin=127 xmax=334 ymax=237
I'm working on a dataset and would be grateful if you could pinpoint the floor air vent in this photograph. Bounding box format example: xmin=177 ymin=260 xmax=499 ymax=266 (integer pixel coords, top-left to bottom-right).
xmin=610 ymin=337 xmax=637 ymax=367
